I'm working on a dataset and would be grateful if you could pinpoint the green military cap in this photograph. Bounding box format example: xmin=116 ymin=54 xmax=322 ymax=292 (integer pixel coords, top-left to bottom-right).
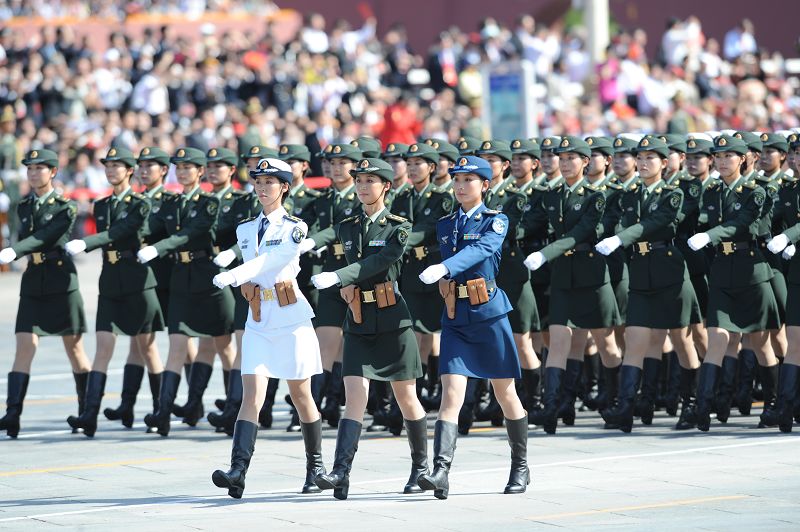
xmin=660 ymin=134 xmax=687 ymax=153
xmin=539 ymin=136 xmax=561 ymax=153
xmin=456 ymin=136 xmax=482 ymax=155
xmin=22 ymin=148 xmax=58 ymax=167
xmin=733 ymin=131 xmax=762 ymax=152
xmin=584 ymin=136 xmax=614 ymax=156
xmin=426 ymin=139 xmax=460 ymax=162
xmin=137 ymin=146 xmax=170 ymax=165
xmin=318 ymin=144 xmax=335 ymax=158
xmin=278 ymin=144 xmax=311 ymax=162
xmin=350 ymin=157 xmax=394 ymax=182
xmin=635 ymin=135 xmax=669 ymax=158
xmin=350 ymin=136 xmax=382 ymax=158
xmin=206 ymin=147 xmax=238 ymax=165
xmin=404 ymin=142 xmax=440 ymax=163
xmin=711 ymin=134 xmax=748 ymax=155
xmin=612 ymin=136 xmax=639 ymax=154
xmin=685 ymin=137 xmax=714 ymax=155
xmin=788 ymin=133 xmax=800 ymax=150
xmin=327 ymin=143 xmax=362 ymax=161
xmin=510 ymin=138 xmax=541 ymax=159
xmin=241 ymin=145 xmax=279 ymax=160
xmin=476 ymin=139 xmax=512 ymax=161
xmin=760 ymin=132 xmax=789 ymax=152
xmin=100 ymin=146 xmax=136 ymax=167
xmin=170 ymin=147 xmax=207 ymax=166
xmin=381 ymin=142 xmax=409 ymax=159
xmin=554 ymin=136 xmax=591 ymax=157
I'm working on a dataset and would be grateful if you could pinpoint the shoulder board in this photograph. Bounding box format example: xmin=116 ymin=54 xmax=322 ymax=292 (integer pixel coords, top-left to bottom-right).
xmin=679 ymin=173 xmax=694 ymax=181
xmin=743 ymin=181 xmax=758 ymax=189
xmin=54 ymin=195 xmax=70 ymax=204
xmin=583 ymin=182 xmax=603 ymax=193
xmin=237 ymin=216 xmax=257 ymax=226
xmin=505 ymin=185 xmax=521 ymax=193
xmin=662 ymin=184 xmax=678 ymax=191
xmin=163 ymin=189 xmax=178 ymax=197
xmin=482 ymin=209 xmax=500 ymax=216
xmin=306 ymin=188 xmax=322 ymax=197
xmin=533 ymin=184 xmax=549 ymax=192
xmin=706 ymin=180 xmax=720 ymax=190
xmin=340 ymin=215 xmax=359 ymax=224
xmin=283 ymin=214 xmax=303 ymax=223
xmin=199 ymin=190 xmax=214 ymax=198
xmin=386 ymin=213 xmax=408 ymax=223
xmin=232 ymin=189 xmax=247 ymax=197
xmin=132 ymin=192 xmax=146 ymax=200
xmin=20 ymin=195 xmax=33 ymax=204
xmin=606 ymin=181 xmax=623 ymax=190
xmin=440 ymin=211 xmax=458 ymax=221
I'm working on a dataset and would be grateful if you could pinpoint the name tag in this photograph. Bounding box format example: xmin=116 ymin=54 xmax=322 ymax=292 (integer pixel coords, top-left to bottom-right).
xmin=263 ymin=239 xmax=282 ymax=246
xmin=463 ymin=234 xmax=481 ymax=240
xmin=368 ymin=240 xmax=386 ymax=246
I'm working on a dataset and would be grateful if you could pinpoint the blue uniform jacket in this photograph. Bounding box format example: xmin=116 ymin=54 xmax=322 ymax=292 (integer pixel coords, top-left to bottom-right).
xmin=437 ymin=203 xmax=513 ymax=325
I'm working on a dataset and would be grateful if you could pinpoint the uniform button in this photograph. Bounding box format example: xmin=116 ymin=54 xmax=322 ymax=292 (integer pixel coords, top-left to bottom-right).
xmin=750 ymin=251 xmax=755 ymax=256
xmin=57 ymin=260 xmax=63 ymax=265
xmin=510 ymin=251 xmax=515 ymax=257
xmin=357 ymin=253 xmax=362 ymax=258
xmin=589 ymin=252 xmax=594 ymax=257
xmin=667 ymin=251 xmax=672 ymax=256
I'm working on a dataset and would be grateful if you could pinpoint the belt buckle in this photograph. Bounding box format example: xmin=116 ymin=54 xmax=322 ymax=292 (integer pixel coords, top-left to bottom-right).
xmin=721 ymin=242 xmax=735 ymax=255
xmin=564 ymin=249 xmax=574 ymax=256
xmin=32 ymin=252 xmax=44 ymax=265
xmin=456 ymin=285 xmax=469 ymax=298
xmin=262 ymin=289 xmax=275 ymax=301
xmin=636 ymin=242 xmax=650 ymax=255
xmin=362 ymin=290 xmax=376 ymax=303
xmin=413 ymin=246 xmax=427 ymax=260
xmin=107 ymin=251 xmax=119 ymax=265
xmin=332 ymin=243 xmax=344 ymax=256
xmin=179 ymin=251 xmax=192 ymax=263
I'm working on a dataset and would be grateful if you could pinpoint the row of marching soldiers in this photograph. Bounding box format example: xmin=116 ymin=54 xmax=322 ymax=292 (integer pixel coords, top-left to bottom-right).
xmin=1 ymin=129 xmax=800 ymax=441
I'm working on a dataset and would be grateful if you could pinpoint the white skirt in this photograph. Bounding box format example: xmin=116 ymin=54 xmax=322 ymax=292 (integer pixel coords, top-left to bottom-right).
xmin=241 ymin=320 xmax=323 ymax=379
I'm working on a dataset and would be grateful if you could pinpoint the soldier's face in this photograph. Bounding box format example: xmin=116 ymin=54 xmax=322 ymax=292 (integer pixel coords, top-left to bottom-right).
xmin=206 ymin=161 xmax=235 ymax=186
xmin=743 ymin=149 xmax=759 ymax=170
xmin=511 ymin=154 xmax=536 ymax=178
xmin=288 ymin=159 xmax=308 ymax=180
xmin=104 ymin=161 xmax=132 ymax=186
xmin=558 ymin=152 xmax=587 ymax=181
xmin=686 ymin=153 xmax=712 ymax=177
xmin=406 ymin=157 xmax=433 ymax=185
xmin=330 ymin=157 xmax=355 ymax=186
xmin=385 ymin=156 xmax=407 ymax=179
xmin=635 ymin=151 xmax=666 ymax=180
xmin=26 ymin=164 xmax=56 ymax=189
xmin=479 ymin=154 xmax=508 ymax=180
xmin=252 ymin=176 xmax=286 ymax=208
xmin=175 ymin=162 xmax=203 ymax=188
xmin=137 ymin=161 xmax=167 ymax=187
xmin=666 ymin=150 xmax=684 ymax=173
xmin=321 ymin=158 xmax=332 ymax=177
xmin=713 ymin=152 xmax=744 ymax=179
xmin=540 ymin=152 xmax=559 ymax=175
xmin=355 ymin=174 xmax=390 ymax=205
xmin=436 ymin=157 xmax=452 ymax=179
xmin=586 ymin=153 xmax=608 ymax=176
xmin=759 ymin=147 xmax=784 ymax=173
xmin=245 ymin=157 xmax=261 ymax=172
xmin=792 ymin=147 xmax=800 ymax=173
xmin=612 ymin=152 xmax=635 ymax=177
xmin=453 ymin=173 xmax=487 ymax=206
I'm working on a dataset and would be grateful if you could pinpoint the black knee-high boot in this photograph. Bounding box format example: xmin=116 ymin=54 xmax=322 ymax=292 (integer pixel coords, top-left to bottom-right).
xmin=458 ymin=377 xmax=480 ymax=435
xmin=775 ymin=363 xmax=799 ymax=433
xmin=212 ymin=420 xmax=258 ymax=499
xmin=421 ymin=356 xmax=442 ymax=411
xmin=736 ymin=349 xmax=757 ymax=415
xmin=208 ymin=369 xmax=242 ymax=436
xmin=558 ymin=359 xmax=583 ymax=426
xmin=0 ymin=372 xmax=29 ymax=438
xmin=638 ymin=358 xmax=661 ymax=425
xmin=529 ymin=367 xmax=565 ymax=434
xmin=67 ymin=371 xmax=107 ymax=438
xmin=596 ymin=364 xmax=620 ymax=413
xmin=521 ymin=368 xmax=541 ymax=415
xmin=695 ymin=363 xmax=720 ymax=432
xmin=675 ymin=366 xmax=698 ymax=430
xmin=144 ymin=370 xmax=181 ymax=436
xmin=582 ymin=353 xmax=600 ymax=411
xmin=148 ymin=372 xmax=161 ymax=413
xmin=664 ymin=351 xmax=682 ymax=416
xmin=367 ymin=380 xmax=391 ymax=432
xmin=71 ymin=371 xmax=88 ymax=434
xmin=715 ymin=356 xmax=738 ymax=423
xmin=315 ymin=418 xmax=362 ymax=500
xmin=503 ymin=415 xmax=530 ymax=494
xmin=601 ymin=365 xmax=642 ymax=433
xmin=215 ymin=369 xmax=230 ymax=411
xmin=757 ymin=364 xmax=780 ymax=428
xmin=104 ymin=364 xmax=144 ymax=428
xmin=181 ymin=362 xmax=213 ymax=427
xmin=321 ymin=363 xmax=343 ymax=428
xmin=300 ymin=418 xmax=326 ymax=493
xmin=403 ymin=417 xmax=429 ymax=493
xmin=417 ymin=420 xmax=458 ymax=499
xmin=258 ymin=378 xmax=280 ymax=429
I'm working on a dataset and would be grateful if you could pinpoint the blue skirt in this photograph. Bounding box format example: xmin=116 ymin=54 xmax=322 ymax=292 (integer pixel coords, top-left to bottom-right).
xmin=440 ymin=314 xmax=521 ymax=379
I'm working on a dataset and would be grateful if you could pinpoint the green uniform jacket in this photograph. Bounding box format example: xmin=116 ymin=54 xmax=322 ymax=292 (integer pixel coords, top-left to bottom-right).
xmin=83 ymin=189 xmax=156 ymax=297
xmin=598 ymin=176 xmax=634 ymax=284
xmin=216 ymin=187 xmax=259 ymax=259
xmin=12 ymin=192 xmax=79 ymax=296
xmin=309 ymin=186 xmax=362 ymax=272
xmin=699 ymin=179 xmax=771 ymax=288
xmin=486 ymin=181 xmax=529 ymax=286
xmin=334 ymin=212 xmax=412 ymax=334
xmin=142 ymin=186 xmax=177 ymax=287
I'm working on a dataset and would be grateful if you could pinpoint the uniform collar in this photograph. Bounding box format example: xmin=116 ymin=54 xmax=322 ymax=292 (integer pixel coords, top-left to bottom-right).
xmin=726 ymin=174 xmax=745 ymax=191
xmin=365 ymin=207 xmax=386 ymax=224
xmin=459 ymin=202 xmax=483 ymax=219
xmin=619 ymin=174 xmax=638 ymax=189
xmin=290 ymin=182 xmax=305 ymax=197
xmin=114 ymin=186 xmax=132 ymax=202
xmin=645 ymin=179 xmax=662 ymax=195
xmin=414 ymin=182 xmax=432 ymax=198
xmin=489 ymin=179 xmax=505 ymax=195
xmin=665 ymin=171 xmax=681 ymax=186
xmin=36 ymin=188 xmax=55 ymax=205
xmin=214 ymin=185 xmax=232 ymax=199
xmin=183 ymin=185 xmax=200 ymax=200
xmin=145 ymin=184 xmax=164 ymax=198
xmin=262 ymin=205 xmax=288 ymax=225
xmin=567 ymin=177 xmax=585 ymax=194
xmin=547 ymin=175 xmax=564 ymax=189
xmin=336 ymin=184 xmax=355 ymax=198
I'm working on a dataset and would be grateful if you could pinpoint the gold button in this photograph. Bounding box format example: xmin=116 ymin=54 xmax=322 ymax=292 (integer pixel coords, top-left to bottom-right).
xmin=452 ymin=247 xmax=457 ymax=252
xmin=667 ymin=251 xmax=672 ymax=256
xmin=357 ymin=253 xmax=362 ymax=258
xmin=750 ymin=251 xmax=755 ymax=256
xmin=57 ymin=260 xmax=63 ymax=265
xmin=510 ymin=251 xmax=516 ymax=257
xmin=589 ymin=252 xmax=594 ymax=257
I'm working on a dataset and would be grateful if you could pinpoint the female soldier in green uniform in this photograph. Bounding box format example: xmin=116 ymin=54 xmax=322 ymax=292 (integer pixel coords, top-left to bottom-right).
xmin=596 ymin=136 xmax=702 ymax=432
xmin=63 ymin=147 xmax=164 ymax=437
xmin=687 ymin=134 xmax=781 ymax=432
xmin=297 ymin=144 xmax=363 ymax=427
xmin=0 ymin=149 xmax=91 ymax=438
xmin=311 ymin=158 xmax=426 ymax=499
xmin=103 ymin=147 xmax=173 ymax=428
xmin=137 ymin=147 xmax=235 ymax=436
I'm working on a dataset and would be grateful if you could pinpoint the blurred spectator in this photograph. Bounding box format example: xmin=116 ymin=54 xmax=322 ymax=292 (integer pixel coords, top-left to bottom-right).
xmin=724 ymin=19 xmax=757 ymax=60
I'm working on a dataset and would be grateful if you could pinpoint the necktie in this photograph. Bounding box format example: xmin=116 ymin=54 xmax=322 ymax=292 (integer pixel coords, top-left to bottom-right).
xmin=258 ymin=218 xmax=269 ymax=243
xmin=457 ymin=213 xmax=468 ymax=234
xmin=362 ymin=215 xmax=371 ymax=239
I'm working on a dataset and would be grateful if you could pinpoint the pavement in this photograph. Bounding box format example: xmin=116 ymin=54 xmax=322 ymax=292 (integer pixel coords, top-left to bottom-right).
xmin=0 ymin=255 xmax=799 ymax=530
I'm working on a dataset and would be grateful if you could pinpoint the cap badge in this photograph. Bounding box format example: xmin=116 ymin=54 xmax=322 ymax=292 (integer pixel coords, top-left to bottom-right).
xmin=512 ymin=140 xmax=521 ymax=148
xmin=280 ymin=145 xmax=288 ymax=154
xmin=482 ymin=141 xmax=491 ymax=149
xmin=142 ymin=148 xmax=150 ymax=155
xmin=410 ymin=144 xmax=419 ymax=153
xmin=641 ymin=138 xmax=649 ymax=147
xmin=30 ymin=150 xmax=38 ymax=158
xmin=108 ymin=148 xmax=117 ymax=156
xmin=718 ymin=138 xmax=727 ymax=146
xmin=560 ymin=138 xmax=569 ymax=148
xmin=333 ymin=146 xmax=342 ymax=154
xmin=209 ymin=149 xmax=217 ymax=157
xmin=360 ymin=159 xmax=370 ymax=168
xmin=459 ymin=157 xmax=468 ymax=166
xmin=177 ymin=149 xmax=185 ymax=157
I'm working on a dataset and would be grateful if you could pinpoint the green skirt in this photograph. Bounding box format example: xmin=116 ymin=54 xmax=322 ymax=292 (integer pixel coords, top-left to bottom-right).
xmin=612 ymin=277 xmax=629 ymax=324
xmin=707 ymin=281 xmax=781 ymax=333
xmin=785 ymin=282 xmax=800 ymax=327
xmin=549 ymin=283 xmax=620 ymax=330
xmin=96 ymin=289 xmax=164 ymax=335
xmin=530 ymin=278 xmax=549 ymax=330
xmin=499 ymin=278 xmax=539 ymax=334
xmin=769 ymin=268 xmax=787 ymax=322
xmin=404 ymin=290 xmax=444 ymax=334
xmin=313 ymin=286 xmax=348 ymax=328
xmin=626 ymin=279 xmax=701 ymax=329
xmin=690 ymin=274 xmax=709 ymax=320
xmin=342 ymin=326 xmax=423 ymax=381
xmin=16 ymin=290 xmax=87 ymax=336
xmin=167 ymin=286 xmax=235 ymax=337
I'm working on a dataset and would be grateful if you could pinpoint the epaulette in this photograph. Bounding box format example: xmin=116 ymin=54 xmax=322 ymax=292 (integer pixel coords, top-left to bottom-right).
xmin=606 ymin=181 xmax=623 ymax=190
xmin=306 ymin=188 xmax=322 ymax=197
xmin=706 ymin=180 xmax=720 ymax=190
xmin=132 ymin=192 xmax=146 ymax=200
xmin=440 ymin=211 xmax=458 ymax=221
xmin=231 ymin=189 xmax=247 ymax=197
xmin=20 ymin=195 xmax=33 ymax=204
xmin=54 ymin=195 xmax=70 ymax=204
xmin=386 ymin=213 xmax=408 ymax=223
xmin=340 ymin=214 xmax=359 ymax=224
xmin=662 ymin=183 xmax=678 ymax=191
xmin=679 ymin=173 xmax=694 ymax=181
xmin=743 ymin=181 xmax=758 ymax=189
xmin=237 ymin=216 xmax=257 ymax=225
xmin=583 ymin=182 xmax=602 ymax=192
xmin=482 ymin=209 xmax=500 ymax=216
xmin=533 ymin=183 xmax=549 ymax=192
xmin=283 ymin=214 xmax=303 ymax=223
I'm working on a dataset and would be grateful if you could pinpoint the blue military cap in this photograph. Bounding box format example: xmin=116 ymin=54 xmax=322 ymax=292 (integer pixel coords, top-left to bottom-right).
xmin=449 ymin=155 xmax=492 ymax=180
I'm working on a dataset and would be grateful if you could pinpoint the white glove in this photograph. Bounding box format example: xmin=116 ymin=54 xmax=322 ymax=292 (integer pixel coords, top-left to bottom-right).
xmin=524 ymin=251 xmax=546 ymax=271
xmin=419 ymin=263 xmax=449 ymax=284
xmin=782 ymin=245 xmax=796 ymax=260
xmin=0 ymin=247 xmax=16 ymax=264
xmin=595 ymin=236 xmax=622 ymax=256
xmin=312 ymin=271 xmax=341 ymax=289
xmin=64 ymin=239 xmax=87 ymax=256
xmin=212 ymin=271 xmax=236 ymax=289
xmin=137 ymin=245 xmax=159 ymax=263
xmin=768 ymin=233 xmax=790 ymax=254
xmin=213 ymin=248 xmax=237 ymax=267
xmin=298 ymin=238 xmax=317 ymax=254
xmin=687 ymin=233 xmax=711 ymax=251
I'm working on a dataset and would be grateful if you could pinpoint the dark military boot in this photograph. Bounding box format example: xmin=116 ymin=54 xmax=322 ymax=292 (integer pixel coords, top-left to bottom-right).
xmin=403 ymin=417 xmax=429 ymax=494
xmin=775 ymin=363 xmax=799 ymax=433
xmin=208 ymin=369 xmax=242 ymax=436
xmin=601 ymin=365 xmax=642 ymax=433
xmin=0 ymin=372 xmax=29 ymax=438
xmin=596 ymin=364 xmax=620 ymax=413
xmin=258 ymin=377 xmax=280 ymax=429
xmin=321 ymin=363 xmax=343 ymax=428
xmin=215 ymin=369 xmax=230 ymax=411
xmin=581 ymin=353 xmax=600 ymax=411
xmin=675 ymin=366 xmax=698 ymax=430
xmin=148 ymin=372 xmax=161 ymax=414
xmin=503 ymin=415 xmax=530 ymax=494
xmin=416 ymin=420 xmax=458 ymax=500
xmin=638 ymin=358 xmax=661 ymax=425
xmin=757 ymin=364 xmax=780 ymax=428
xmin=529 ymin=367 xmax=565 ymax=434
xmin=104 ymin=364 xmax=144 ymax=428
xmin=714 ymin=356 xmax=737 ymax=423
xmin=67 ymin=371 xmax=107 ymax=438
xmin=71 ymin=371 xmax=88 ymax=434
xmin=558 ymin=359 xmax=583 ymax=426
xmin=144 ymin=370 xmax=180 ymax=436
xmin=315 ymin=418 xmax=362 ymax=500
xmin=664 ymin=351 xmax=682 ymax=416
xmin=735 ymin=349 xmax=756 ymax=415
xmin=212 ymin=420 xmax=258 ymax=499
xmin=695 ymin=363 xmax=720 ymax=432
xmin=458 ymin=378 xmax=479 ymax=435
xmin=300 ymin=419 xmax=326 ymax=493
xmin=181 ymin=362 xmax=213 ymax=427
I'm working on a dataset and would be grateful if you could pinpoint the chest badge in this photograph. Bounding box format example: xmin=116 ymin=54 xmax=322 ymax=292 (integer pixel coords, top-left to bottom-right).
xmin=222 ymin=205 xmax=231 ymax=213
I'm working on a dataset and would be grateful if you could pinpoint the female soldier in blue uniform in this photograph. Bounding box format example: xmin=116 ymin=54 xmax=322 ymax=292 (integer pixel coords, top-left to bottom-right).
xmin=63 ymin=147 xmax=165 ymax=437
xmin=0 ymin=149 xmax=91 ymax=438
xmin=416 ymin=156 xmax=529 ymax=500
xmin=310 ymin=158 xmax=427 ymax=499
xmin=687 ymin=134 xmax=781 ymax=432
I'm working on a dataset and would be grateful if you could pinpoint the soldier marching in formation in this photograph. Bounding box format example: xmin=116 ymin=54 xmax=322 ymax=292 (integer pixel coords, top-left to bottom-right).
xmin=2 ymin=129 xmax=800 ymax=497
